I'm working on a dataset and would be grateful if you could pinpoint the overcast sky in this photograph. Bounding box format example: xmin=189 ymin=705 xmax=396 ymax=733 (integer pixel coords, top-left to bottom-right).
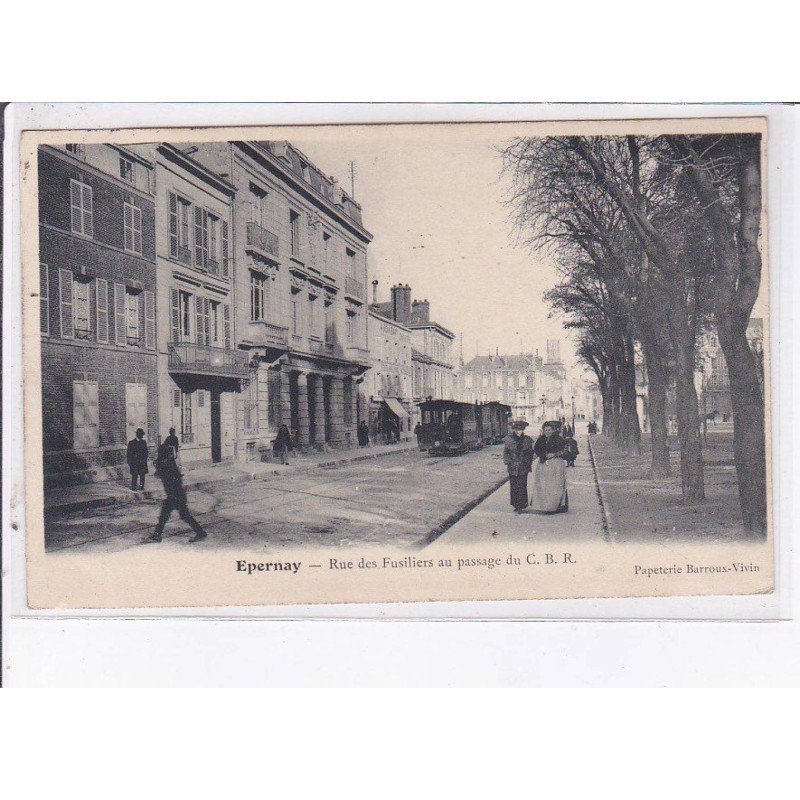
xmin=293 ymin=123 xmax=575 ymax=369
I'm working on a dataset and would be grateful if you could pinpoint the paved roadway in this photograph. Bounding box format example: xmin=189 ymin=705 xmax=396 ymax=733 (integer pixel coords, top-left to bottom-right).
xmin=46 ymin=445 xmax=509 ymax=554
xmin=430 ymin=436 xmax=605 ymax=547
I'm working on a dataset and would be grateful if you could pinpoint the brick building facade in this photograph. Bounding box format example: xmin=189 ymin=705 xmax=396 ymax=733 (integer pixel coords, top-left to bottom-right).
xmin=38 ymin=144 xmax=158 ymax=483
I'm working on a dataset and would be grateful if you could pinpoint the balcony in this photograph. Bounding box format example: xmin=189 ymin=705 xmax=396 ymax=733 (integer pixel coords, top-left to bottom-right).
xmin=176 ymin=245 xmax=192 ymax=266
xmin=168 ymin=342 xmax=250 ymax=378
xmin=207 ymin=258 xmax=220 ymax=276
xmin=345 ymin=276 xmax=365 ymax=301
xmin=127 ymin=335 xmax=142 ymax=348
xmin=246 ymin=222 xmax=280 ymax=262
xmin=246 ymin=319 xmax=289 ymax=350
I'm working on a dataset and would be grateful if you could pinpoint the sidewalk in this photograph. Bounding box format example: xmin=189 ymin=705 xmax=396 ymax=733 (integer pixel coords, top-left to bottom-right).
xmin=44 ymin=440 xmax=418 ymax=517
xmin=587 ymin=431 xmax=745 ymax=542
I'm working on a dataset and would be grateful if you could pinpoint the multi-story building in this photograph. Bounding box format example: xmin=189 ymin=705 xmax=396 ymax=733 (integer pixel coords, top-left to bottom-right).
xmin=457 ymin=341 xmax=567 ymax=427
xmin=38 ymin=143 xmax=158 ymax=483
xmin=366 ymin=302 xmax=413 ymax=443
xmin=191 ymin=141 xmax=372 ymax=457
xmin=371 ymin=284 xmax=455 ymax=428
xmin=128 ymin=143 xmax=246 ymax=466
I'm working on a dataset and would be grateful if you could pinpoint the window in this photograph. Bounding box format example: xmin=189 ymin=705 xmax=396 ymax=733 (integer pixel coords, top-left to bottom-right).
xmin=308 ymin=295 xmax=319 ymax=338
xmin=126 ymin=289 xmax=140 ymax=345
xmin=169 ymin=193 xmax=191 ymax=263
xmin=73 ymin=277 xmax=91 ymax=339
xmin=196 ymin=296 xmax=210 ymax=346
xmin=250 ymin=271 xmax=267 ymax=322
xmin=346 ymin=310 xmax=355 ymax=344
xmin=208 ymin=214 xmax=219 ymax=273
xmin=210 ymin=300 xmax=222 ymax=346
xmin=250 ymin=184 xmax=267 ymax=226
xmin=194 ymin=207 xmax=209 ymax=268
xmin=73 ymin=380 xmax=99 ymax=449
xmin=178 ymin=291 xmax=193 ymax=341
xmin=180 ymin=391 xmax=193 ymax=442
xmin=66 ymin=143 xmax=85 ymax=158
xmin=290 ymin=210 xmax=301 ymax=257
xmin=324 ymin=302 xmax=334 ymax=344
xmin=119 ymin=156 xmax=134 ymax=184
xmin=244 ymin=375 xmax=259 ymax=431
xmin=123 ymin=202 xmax=143 ymax=254
xmin=346 ymin=247 xmax=356 ymax=277
xmin=70 ymin=179 xmax=93 ymax=236
xmin=40 ymin=264 xmax=49 ymax=335
xmin=221 ymin=221 xmax=230 ymax=277
xmin=322 ymin=231 xmax=331 ymax=270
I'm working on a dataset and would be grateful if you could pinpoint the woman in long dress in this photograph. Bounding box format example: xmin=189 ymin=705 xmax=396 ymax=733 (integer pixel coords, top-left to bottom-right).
xmin=530 ymin=421 xmax=569 ymax=513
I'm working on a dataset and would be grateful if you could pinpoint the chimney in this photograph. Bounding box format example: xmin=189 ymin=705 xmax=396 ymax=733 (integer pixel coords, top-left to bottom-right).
xmin=372 ymin=279 xmax=379 ymax=304
xmin=391 ymin=283 xmax=412 ymax=323
xmin=411 ymin=298 xmax=430 ymax=323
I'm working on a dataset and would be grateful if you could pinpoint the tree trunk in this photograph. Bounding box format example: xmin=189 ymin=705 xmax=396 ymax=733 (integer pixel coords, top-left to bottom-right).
xmin=718 ymin=316 xmax=767 ymax=536
xmin=619 ymin=334 xmax=642 ymax=455
xmin=642 ymin=340 xmax=671 ymax=478
xmin=669 ymin=308 xmax=705 ymax=502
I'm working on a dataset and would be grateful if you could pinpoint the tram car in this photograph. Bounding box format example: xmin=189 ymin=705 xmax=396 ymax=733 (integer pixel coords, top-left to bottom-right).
xmin=417 ymin=400 xmax=484 ymax=456
xmin=481 ymin=401 xmax=512 ymax=444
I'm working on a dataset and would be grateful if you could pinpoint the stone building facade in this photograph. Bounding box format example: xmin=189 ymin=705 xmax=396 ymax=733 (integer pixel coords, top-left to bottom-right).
xmin=38 ymin=143 xmax=158 ymax=484
xmin=128 ymin=143 xmax=246 ymax=466
xmin=191 ymin=141 xmax=372 ymax=457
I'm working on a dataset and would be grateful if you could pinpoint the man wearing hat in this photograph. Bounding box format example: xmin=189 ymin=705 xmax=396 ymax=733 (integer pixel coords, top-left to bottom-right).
xmin=503 ymin=418 xmax=535 ymax=513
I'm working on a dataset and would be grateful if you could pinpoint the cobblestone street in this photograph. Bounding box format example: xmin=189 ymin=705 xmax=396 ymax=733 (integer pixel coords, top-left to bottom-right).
xmin=45 ymin=446 xmax=509 ymax=553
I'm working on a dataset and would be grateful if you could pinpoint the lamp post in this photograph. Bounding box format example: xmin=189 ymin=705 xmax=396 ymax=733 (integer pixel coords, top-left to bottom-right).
xmin=571 ymin=394 xmax=575 ymax=431
xmin=540 ymin=394 xmax=546 ymax=422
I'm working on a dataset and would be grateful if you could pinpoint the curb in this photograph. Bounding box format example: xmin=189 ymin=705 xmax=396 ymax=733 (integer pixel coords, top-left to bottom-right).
xmin=421 ymin=474 xmax=511 ymax=547
xmin=44 ymin=444 xmax=417 ymax=518
xmin=587 ymin=436 xmax=615 ymax=541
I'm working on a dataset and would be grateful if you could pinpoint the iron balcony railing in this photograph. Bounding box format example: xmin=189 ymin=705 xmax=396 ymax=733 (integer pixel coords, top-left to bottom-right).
xmin=127 ymin=335 xmax=142 ymax=347
xmin=176 ymin=245 xmax=192 ymax=266
xmin=246 ymin=222 xmax=280 ymax=260
xmin=168 ymin=342 xmax=250 ymax=378
xmin=207 ymin=258 xmax=220 ymax=276
xmin=345 ymin=275 xmax=365 ymax=300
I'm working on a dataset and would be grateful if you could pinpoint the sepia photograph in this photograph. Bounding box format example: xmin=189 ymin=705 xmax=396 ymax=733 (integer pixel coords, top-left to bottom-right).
xmin=18 ymin=116 xmax=773 ymax=608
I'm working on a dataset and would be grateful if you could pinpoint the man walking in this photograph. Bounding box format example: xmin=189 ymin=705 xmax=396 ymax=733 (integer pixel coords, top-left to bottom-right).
xmin=503 ymin=418 xmax=534 ymax=513
xmin=143 ymin=443 xmax=207 ymax=544
xmin=126 ymin=428 xmax=149 ymax=491
xmin=273 ymin=423 xmax=293 ymax=465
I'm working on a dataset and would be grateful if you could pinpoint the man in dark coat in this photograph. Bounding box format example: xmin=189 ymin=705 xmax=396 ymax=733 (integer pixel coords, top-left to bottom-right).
xmin=164 ymin=427 xmax=180 ymax=459
xmin=357 ymin=420 xmax=370 ymax=447
xmin=563 ymin=434 xmax=579 ymax=467
xmin=126 ymin=428 xmax=149 ymax=491
xmin=143 ymin=443 xmax=207 ymax=544
xmin=503 ymin=418 xmax=534 ymax=513
xmin=273 ymin=424 xmax=293 ymax=465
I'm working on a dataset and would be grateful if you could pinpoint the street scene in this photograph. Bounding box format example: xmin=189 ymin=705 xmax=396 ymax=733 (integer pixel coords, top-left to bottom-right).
xmin=35 ymin=121 xmax=769 ymax=557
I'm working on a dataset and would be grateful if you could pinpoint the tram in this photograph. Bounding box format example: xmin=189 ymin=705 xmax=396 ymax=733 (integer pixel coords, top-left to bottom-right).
xmin=417 ymin=400 xmax=484 ymax=456
xmin=481 ymin=401 xmax=512 ymax=444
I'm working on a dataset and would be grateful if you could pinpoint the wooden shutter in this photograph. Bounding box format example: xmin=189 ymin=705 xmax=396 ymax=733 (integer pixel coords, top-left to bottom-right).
xmin=73 ymin=381 xmax=99 ymax=449
xmin=133 ymin=206 xmax=142 ymax=254
xmin=70 ymin=181 xmax=82 ymax=233
xmin=196 ymin=297 xmax=208 ymax=346
xmin=81 ymin=183 xmax=93 ymax=237
xmin=223 ymin=304 xmax=231 ymax=350
xmin=169 ymin=193 xmax=178 ymax=257
xmin=96 ymin=278 xmax=109 ymax=343
xmin=114 ymin=283 xmax=126 ymax=345
xmin=221 ymin=221 xmax=229 ymax=277
xmin=170 ymin=288 xmax=180 ymax=343
xmin=144 ymin=290 xmax=155 ymax=349
xmin=124 ymin=203 xmax=133 ymax=251
xmin=125 ymin=383 xmax=148 ymax=442
xmin=194 ymin=206 xmax=205 ymax=267
xmin=59 ymin=268 xmax=74 ymax=339
xmin=40 ymin=263 xmax=49 ymax=335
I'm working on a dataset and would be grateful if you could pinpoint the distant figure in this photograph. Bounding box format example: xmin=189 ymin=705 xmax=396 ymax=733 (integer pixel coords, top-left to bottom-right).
xmin=587 ymin=421 xmax=597 ymax=435
xmin=126 ymin=428 xmax=149 ymax=491
xmin=563 ymin=422 xmax=574 ymax=438
xmin=164 ymin=427 xmax=180 ymax=460
xmin=531 ymin=422 xmax=568 ymax=513
xmin=563 ymin=433 xmax=579 ymax=467
xmin=503 ymin=418 xmax=534 ymax=513
xmin=273 ymin=424 xmax=293 ymax=465
xmin=144 ymin=443 xmax=207 ymax=544
xmin=358 ymin=420 xmax=370 ymax=447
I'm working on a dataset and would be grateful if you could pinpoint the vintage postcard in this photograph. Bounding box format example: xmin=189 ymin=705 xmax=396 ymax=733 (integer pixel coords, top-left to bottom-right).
xmin=17 ymin=115 xmax=774 ymax=608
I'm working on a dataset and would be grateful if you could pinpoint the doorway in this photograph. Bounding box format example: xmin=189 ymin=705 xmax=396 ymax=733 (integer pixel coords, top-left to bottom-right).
xmin=210 ymin=389 xmax=222 ymax=463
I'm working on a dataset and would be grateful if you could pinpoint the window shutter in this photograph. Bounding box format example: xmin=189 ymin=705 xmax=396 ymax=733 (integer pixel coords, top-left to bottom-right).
xmin=144 ymin=290 xmax=155 ymax=349
xmin=133 ymin=206 xmax=142 ymax=254
xmin=96 ymin=278 xmax=109 ymax=343
xmin=82 ymin=184 xmax=93 ymax=237
xmin=223 ymin=303 xmax=231 ymax=350
xmin=196 ymin=297 xmax=204 ymax=346
xmin=59 ymin=269 xmax=74 ymax=338
xmin=40 ymin=264 xmax=49 ymax=335
xmin=221 ymin=221 xmax=229 ymax=277
xmin=169 ymin=193 xmax=178 ymax=257
xmin=198 ymin=390 xmax=205 ymax=408
xmin=173 ymin=389 xmax=181 ymax=408
xmin=170 ymin=288 xmax=180 ymax=343
xmin=70 ymin=181 xmax=82 ymax=233
xmin=194 ymin=206 xmax=204 ymax=267
xmin=123 ymin=203 xmax=133 ymax=250
xmin=114 ymin=283 xmax=126 ymax=345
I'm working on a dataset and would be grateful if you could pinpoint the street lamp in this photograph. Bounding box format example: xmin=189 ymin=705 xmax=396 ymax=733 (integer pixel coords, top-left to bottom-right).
xmin=540 ymin=394 xmax=546 ymax=421
xmin=571 ymin=394 xmax=575 ymax=430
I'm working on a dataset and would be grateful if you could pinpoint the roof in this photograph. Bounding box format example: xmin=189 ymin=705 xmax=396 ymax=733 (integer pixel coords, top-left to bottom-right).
xmin=407 ymin=320 xmax=455 ymax=340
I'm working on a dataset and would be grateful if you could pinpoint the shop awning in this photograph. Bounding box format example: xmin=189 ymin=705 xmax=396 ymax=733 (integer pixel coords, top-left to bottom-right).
xmin=384 ymin=398 xmax=408 ymax=419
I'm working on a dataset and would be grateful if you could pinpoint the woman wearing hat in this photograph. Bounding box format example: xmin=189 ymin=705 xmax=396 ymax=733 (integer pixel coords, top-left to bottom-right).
xmin=531 ymin=421 xmax=569 ymax=513
xmin=503 ymin=418 xmax=535 ymax=513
